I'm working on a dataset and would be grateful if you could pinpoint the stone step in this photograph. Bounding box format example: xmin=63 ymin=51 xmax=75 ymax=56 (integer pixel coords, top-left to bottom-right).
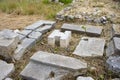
xmin=61 ymin=23 xmax=103 ymax=36
xmin=0 ymin=60 xmax=14 ymax=80
xmin=30 ymin=51 xmax=87 ymax=71
xmin=73 ymin=37 xmax=105 ymax=57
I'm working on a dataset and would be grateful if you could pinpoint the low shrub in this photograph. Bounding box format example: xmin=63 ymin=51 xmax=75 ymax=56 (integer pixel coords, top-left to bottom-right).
xmin=59 ymin=0 xmax=73 ymax=4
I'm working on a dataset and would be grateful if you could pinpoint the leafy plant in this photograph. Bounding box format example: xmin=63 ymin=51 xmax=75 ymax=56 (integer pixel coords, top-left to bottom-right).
xmin=59 ymin=0 xmax=73 ymax=4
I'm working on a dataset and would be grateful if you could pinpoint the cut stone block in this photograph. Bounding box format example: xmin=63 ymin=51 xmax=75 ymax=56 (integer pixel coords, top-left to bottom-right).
xmin=25 ymin=20 xmax=56 ymax=30
xmin=14 ymin=38 xmax=36 ymax=60
xmin=0 ymin=29 xmax=19 ymax=58
xmin=61 ymin=23 xmax=103 ymax=36
xmin=30 ymin=51 xmax=87 ymax=71
xmin=73 ymin=37 xmax=105 ymax=57
xmin=113 ymin=37 xmax=120 ymax=55
xmin=35 ymin=25 xmax=53 ymax=34
xmin=17 ymin=30 xmax=32 ymax=37
xmin=0 ymin=60 xmax=14 ymax=80
xmin=28 ymin=31 xmax=42 ymax=41
xmin=111 ymin=24 xmax=120 ymax=38
xmin=106 ymin=41 xmax=115 ymax=57
xmin=106 ymin=56 xmax=120 ymax=74
xmin=5 ymin=78 xmax=13 ymax=80
xmin=112 ymin=78 xmax=120 ymax=80
xmin=48 ymin=30 xmax=71 ymax=48
xmin=77 ymin=76 xmax=94 ymax=80
xmin=20 ymin=51 xmax=87 ymax=80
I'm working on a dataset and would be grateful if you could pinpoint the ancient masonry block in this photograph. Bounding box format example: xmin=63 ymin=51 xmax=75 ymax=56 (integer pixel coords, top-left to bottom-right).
xmin=111 ymin=24 xmax=120 ymax=38
xmin=0 ymin=60 xmax=14 ymax=80
xmin=48 ymin=30 xmax=71 ymax=48
xmin=77 ymin=76 xmax=94 ymax=80
xmin=20 ymin=51 xmax=87 ymax=80
xmin=0 ymin=29 xmax=19 ymax=59
xmin=61 ymin=23 xmax=103 ymax=36
xmin=106 ymin=37 xmax=120 ymax=56
xmin=73 ymin=37 xmax=105 ymax=57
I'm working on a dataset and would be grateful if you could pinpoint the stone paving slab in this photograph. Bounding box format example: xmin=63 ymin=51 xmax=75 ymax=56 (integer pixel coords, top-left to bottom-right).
xmin=0 ymin=29 xmax=19 ymax=58
xmin=14 ymin=38 xmax=36 ymax=60
xmin=20 ymin=61 xmax=70 ymax=80
xmin=77 ymin=76 xmax=94 ymax=80
xmin=106 ymin=56 xmax=120 ymax=74
xmin=111 ymin=24 xmax=120 ymax=38
xmin=113 ymin=37 xmax=120 ymax=55
xmin=112 ymin=78 xmax=120 ymax=80
xmin=73 ymin=37 xmax=105 ymax=57
xmin=35 ymin=25 xmax=53 ymax=34
xmin=5 ymin=78 xmax=13 ymax=80
xmin=30 ymin=51 xmax=87 ymax=71
xmin=0 ymin=60 xmax=14 ymax=80
xmin=25 ymin=20 xmax=56 ymax=30
xmin=28 ymin=31 xmax=42 ymax=41
xmin=61 ymin=23 xmax=103 ymax=36
xmin=17 ymin=30 xmax=32 ymax=37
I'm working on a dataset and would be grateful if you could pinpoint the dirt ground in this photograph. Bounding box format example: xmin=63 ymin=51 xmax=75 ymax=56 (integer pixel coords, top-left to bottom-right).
xmin=0 ymin=0 xmax=120 ymax=80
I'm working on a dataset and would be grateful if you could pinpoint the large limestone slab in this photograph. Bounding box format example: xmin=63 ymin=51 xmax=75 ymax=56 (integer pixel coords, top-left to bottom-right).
xmin=14 ymin=38 xmax=36 ymax=60
xmin=0 ymin=29 xmax=19 ymax=58
xmin=106 ymin=56 xmax=120 ymax=74
xmin=17 ymin=30 xmax=32 ymax=37
xmin=28 ymin=31 xmax=42 ymax=41
xmin=73 ymin=37 xmax=105 ymax=57
xmin=25 ymin=20 xmax=56 ymax=30
xmin=111 ymin=24 xmax=120 ymax=38
xmin=20 ymin=51 xmax=87 ymax=80
xmin=77 ymin=76 xmax=94 ymax=80
xmin=113 ymin=37 xmax=120 ymax=55
xmin=61 ymin=23 xmax=103 ymax=36
xmin=0 ymin=60 xmax=14 ymax=80
xmin=30 ymin=51 xmax=87 ymax=71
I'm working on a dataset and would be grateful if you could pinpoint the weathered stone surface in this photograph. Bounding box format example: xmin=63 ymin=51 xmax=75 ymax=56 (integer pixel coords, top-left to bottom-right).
xmin=113 ymin=37 xmax=120 ymax=55
xmin=35 ymin=25 xmax=53 ymax=34
xmin=48 ymin=30 xmax=71 ymax=48
xmin=25 ymin=20 xmax=56 ymax=30
xmin=18 ymin=34 xmax=26 ymax=42
xmin=0 ymin=29 xmax=19 ymax=58
xmin=30 ymin=51 xmax=87 ymax=71
xmin=20 ymin=61 xmax=70 ymax=80
xmin=28 ymin=31 xmax=42 ymax=41
xmin=112 ymin=78 xmax=120 ymax=80
xmin=111 ymin=24 xmax=120 ymax=38
xmin=14 ymin=38 xmax=36 ymax=60
xmin=106 ymin=41 xmax=115 ymax=57
xmin=77 ymin=76 xmax=94 ymax=80
xmin=20 ymin=51 xmax=87 ymax=80
xmin=17 ymin=30 xmax=32 ymax=36
xmin=5 ymin=78 xmax=13 ymax=80
xmin=73 ymin=37 xmax=105 ymax=57
xmin=61 ymin=23 xmax=103 ymax=36
xmin=0 ymin=60 xmax=14 ymax=80
xmin=106 ymin=56 xmax=120 ymax=74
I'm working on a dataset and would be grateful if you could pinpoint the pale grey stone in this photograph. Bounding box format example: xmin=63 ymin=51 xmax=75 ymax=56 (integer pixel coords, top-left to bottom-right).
xmin=0 ymin=29 xmax=19 ymax=58
xmin=77 ymin=76 xmax=94 ymax=80
xmin=28 ymin=31 xmax=42 ymax=41
xmin=106 ymin=56 xmax=120 ymax=74
xmin=20 ymin=61 xmax=70 ymax=80
xmin=30 ymin=51 xmax=87 ymax=71
xmin=14 ymin=38 xmax=36 ymax=60
xmin=73 ymin=37 xmax=105 ymax=57
xmin=5 ymin=78 xmax=13 ymax=80
xmin=61 ymin=23 xmax=103 ymax=36
xmin=111 ymin=24 xmax=120 ymax=38
xmin=17 ymin=30 xmax=32 ymax=36
xmin=35 ymin=25 xmax=53 ymax=34
xmin=112 ymin=78 xmax=120 ymax=80
xmin=113 ymin=37 xmax=120 ymax=55
xmin=0 ymin=60 xmax=14 ymax=80
xmin=18 ymin=34 xmax=26 ymax=42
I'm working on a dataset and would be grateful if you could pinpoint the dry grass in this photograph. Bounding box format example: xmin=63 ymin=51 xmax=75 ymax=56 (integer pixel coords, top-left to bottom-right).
xmin=0 ymin=0 xmax=66 ymax=19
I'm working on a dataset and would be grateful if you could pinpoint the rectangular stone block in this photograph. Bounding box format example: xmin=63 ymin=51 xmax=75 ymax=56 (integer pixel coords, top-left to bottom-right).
xmin=0 ymin=60 xmax=14 ymax=80
xmin=111 ymin=24 xmax=120 ymax=38
xmin=61 ymin=23 xmax=103 ymax=36
xmin=28 ymin=31 xmax=42 ymax=41
xmin=14 ymin=38 xmax=36 ymax=60
xmin=113 ymin=37 xmax=120 ymax=55
xmin=30 ymin=51 xmax=87 ymax=71
xmin=35 ymin=25 xmax=53 ymax=34
xmin=17 ymin=30 xmax=32 ymax=37
xmin=73 ymin=37 xmax=105 ymax=57
xmin=0 ymin=29 xmax=19 ymax=58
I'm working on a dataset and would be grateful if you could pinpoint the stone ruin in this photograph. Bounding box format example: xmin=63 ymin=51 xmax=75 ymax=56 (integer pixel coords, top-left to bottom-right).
xmin=48 ymin=30 xmax=71 ymax=48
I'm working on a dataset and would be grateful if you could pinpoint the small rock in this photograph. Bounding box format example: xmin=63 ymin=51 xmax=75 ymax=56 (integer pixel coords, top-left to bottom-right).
xmin=77 ymin=76 xmax=94 ymax=80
